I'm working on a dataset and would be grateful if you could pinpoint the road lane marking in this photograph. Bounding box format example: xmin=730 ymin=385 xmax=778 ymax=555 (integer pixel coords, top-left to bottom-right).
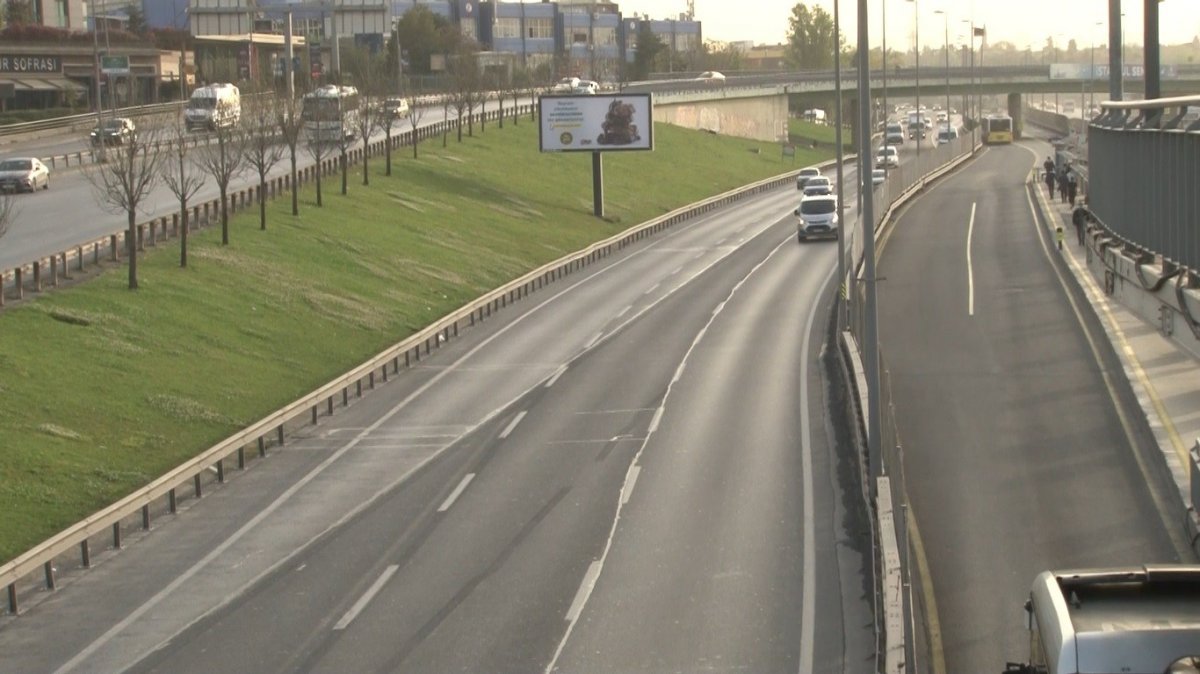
xmin=647 ymin=407 xmax=664 ymax=434
xmin=616 ymin=305 xmax=632 ymax=318
xmin=906 ymin=510 xmax=946 ymax=674
xmin=332 ymin=565 xmax=399 ymax=631
xmin=545 ymin=365 xmax=568 ymax=388
xmin=644 ymin=282 xmax=660 ymax=295
xmin=671 ymin=266 xmax=683 ymax=275
xmin=565 ymin=561 xmax=603 ymax=622
xmin=620 ymin=465 xmax=641 ymax=505
xmin=584 ymin=332 xmax=603 ymax=349
xmin=1019 ymin=144 xmax=1192 ymax=559
xmin=499 ymin=411 xmax=528 ymax=439
xmin=437 ymin=473 xmax=476 ymax=513
xmin=61 ymin=182 xmax=803 ymax=674
xmin=967 ymin=202 xmax=977 ymax=316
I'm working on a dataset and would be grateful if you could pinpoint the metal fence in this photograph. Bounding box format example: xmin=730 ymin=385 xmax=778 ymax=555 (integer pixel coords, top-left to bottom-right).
xmin=1088 ymin=95 xmax=1200 ymax=270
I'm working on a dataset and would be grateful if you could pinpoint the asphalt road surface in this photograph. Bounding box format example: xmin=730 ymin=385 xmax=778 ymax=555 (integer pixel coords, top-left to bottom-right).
xmin=876 ymin=139 xmax=1187 ymax=672
xmin=0 ymin=149 xmax=901 ymax=672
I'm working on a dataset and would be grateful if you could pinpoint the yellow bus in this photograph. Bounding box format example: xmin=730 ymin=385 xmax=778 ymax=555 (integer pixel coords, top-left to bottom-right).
xmin=982 ymin=114 xmax=1013 ymax=144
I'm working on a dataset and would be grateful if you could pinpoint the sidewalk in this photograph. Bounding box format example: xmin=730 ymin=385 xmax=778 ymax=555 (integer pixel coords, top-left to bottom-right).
xmin=1032 ymin=178 xmax=1200 ymax=558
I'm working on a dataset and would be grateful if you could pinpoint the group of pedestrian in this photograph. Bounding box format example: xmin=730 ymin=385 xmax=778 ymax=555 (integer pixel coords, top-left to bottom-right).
xmin=1042 ymin=155 xmax=1079 ymax=207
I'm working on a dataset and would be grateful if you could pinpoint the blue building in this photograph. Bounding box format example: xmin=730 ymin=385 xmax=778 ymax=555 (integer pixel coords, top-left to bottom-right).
xmin=478 ymin=0 xmax=557 ymax=73
xmin=557 ymin=2 xmax=622 ymax=82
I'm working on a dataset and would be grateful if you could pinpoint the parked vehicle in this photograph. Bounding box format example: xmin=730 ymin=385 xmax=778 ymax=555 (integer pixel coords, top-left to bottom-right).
xmin=0 ymin=157 xmax=49 ymax=192
xmin=185 ymin=83 xmax=241 ymax=131
xmin=803 ymin=108 xmax=827 ymax=124
xmin=795 ymin=194 xmax=839 ymax=242
xmin=89 ymin=117 xmax=136 ymax=145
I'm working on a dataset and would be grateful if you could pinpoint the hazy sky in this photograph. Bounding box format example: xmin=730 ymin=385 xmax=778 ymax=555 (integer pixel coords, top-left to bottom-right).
xmin=617 ymin=0 xmax=1200 ymax=51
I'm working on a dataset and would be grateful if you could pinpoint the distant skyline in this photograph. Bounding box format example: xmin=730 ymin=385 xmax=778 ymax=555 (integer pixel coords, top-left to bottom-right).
xmin=616 ymin=0 xmax=1200 ymax=53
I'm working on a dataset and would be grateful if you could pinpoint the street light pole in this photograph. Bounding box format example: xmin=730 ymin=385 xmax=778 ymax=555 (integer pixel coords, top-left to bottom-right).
xmin=833 ymin=0 xmax=846 ymax=329
xmin=907 ymin=0 xmax=919 ymax=164
xmin=934 ymin=9 xmax=949 ymax=138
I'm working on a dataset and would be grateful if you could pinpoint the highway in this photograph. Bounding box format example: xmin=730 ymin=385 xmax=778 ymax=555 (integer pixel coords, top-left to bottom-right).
xmin=0 ymin=99 xmax=512 ymax=269
xmin=875 ymin=139 xmax=1186 ymax=671
xmin=0 ymin=128 xmax=949 ymax=673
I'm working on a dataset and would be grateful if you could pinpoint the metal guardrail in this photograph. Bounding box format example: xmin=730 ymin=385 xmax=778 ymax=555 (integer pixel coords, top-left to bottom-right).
xmin=0 ymin=136 xmax=842 ymax=614
xmin=0 ymin=100 xmax=186 ymax=141
xmin=1089 ymin=95 xmax=1200 ymax=270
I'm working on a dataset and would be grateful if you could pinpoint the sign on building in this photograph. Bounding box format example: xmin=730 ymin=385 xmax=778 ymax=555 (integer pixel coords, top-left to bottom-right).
xmin=539 ymin=94 xmax=654 ymax=153
xmin=0 ymin=55 xmax=63 ymax=73
xmin=100 ymin=54 xmax=130 ymax=75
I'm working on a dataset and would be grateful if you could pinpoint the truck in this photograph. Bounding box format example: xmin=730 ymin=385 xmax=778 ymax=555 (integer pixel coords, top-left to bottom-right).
xmin=1002 ymin=565 xmax=1200 ymax=674
xmin=185 ymin=83 xmax=241 ymax=131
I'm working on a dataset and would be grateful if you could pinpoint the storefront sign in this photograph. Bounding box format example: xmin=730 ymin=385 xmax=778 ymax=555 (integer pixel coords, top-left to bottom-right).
xmin=0 ymin=55 xmax=62 ymax=74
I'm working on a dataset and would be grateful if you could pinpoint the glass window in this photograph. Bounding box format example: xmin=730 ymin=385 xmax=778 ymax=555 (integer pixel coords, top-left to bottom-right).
xmin=494 ymin=17 xmax=520 ymax=39
xmin=460 ymin=20 xmax=476 ymax=40
xmin=526 ymin=17 xmax=552 ymax=39
xmin=572 ymin=31 xmax=588 ymax=45
xmin=593 ymin=26 xmax=615 ymax=47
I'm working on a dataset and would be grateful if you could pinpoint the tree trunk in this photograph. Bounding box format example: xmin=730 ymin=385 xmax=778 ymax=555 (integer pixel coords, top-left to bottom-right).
xmin=498 ymin=97 xmax=504 ymax=129
xmin=220 ymin=186 xmax=229 ymax=245
xmin=385 ymin=130 xmax=392 ymax=176
xmin=512 ymin=95 xmax=518 ymax=126
xmin=127 ymin=210 xmax=138 ymax=289
xmin=457 ymin=116 xmax=463 ymax=142
xmin=341 ymin=152 xmax=348 ymax=195
xmin=362 ymin=147 xmax=369 ymax=186
xmin=315 ymin=169 xmax=323 ymax=207
xmin=259 ymin=175 xmax=268 ymax=230
xmin=180 ymin=203 xmax=188 ymax=268
xmin=290 ymin=151 xmax=299 ymax=216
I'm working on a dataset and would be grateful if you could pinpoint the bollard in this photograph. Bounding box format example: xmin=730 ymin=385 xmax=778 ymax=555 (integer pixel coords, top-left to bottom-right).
xmin=81 ymin=540 xmax=91 ymax=568
xmin=194 ymin=474 xmax=202 ymax=498
xmin=7 ymin=583 xmax=17 ymax=614
xmin=112 ymin=522 xmax=121 ymax=549
xmin=137 ymin=224 xmax=145 ymax=252
xmin=50 ymin=256 xmax=57 ymax=287
xmin=168 ymin=488 xmax=177 ymax=513
xmin=110 ymin=234 xmax=119 ymax=261
xmin=76 ymin=246 xmax=84 ymax=272
xmin=328 ymin=396 xmax=333 ymax=415
xmin=44 ymin=562 xmax=55 ymax=591
xmin=277 ymin=425 xmax=284 ymax=447
xmin=172 ymin=212 xmax=179 ymax=237
xmin=238 ymin=446 xmax=245 ymax=469
xmin=60 ymin=253 xmax=68 ymax=280
xmin=258 ymin=437 xmax=265 ymax=457
xmin=32 ymin=262 xmax=41 ymax=292
xmin=142 ymin=504 xmax=150 ymax=529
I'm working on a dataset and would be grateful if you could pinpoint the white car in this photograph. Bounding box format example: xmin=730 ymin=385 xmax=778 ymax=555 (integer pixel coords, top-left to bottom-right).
xmin=876 ymin=146 xmax=899 ymax=168
xmin=572 ymin=80 xmax=599 ymax=95
xmin=553 ymin=77 xmax=580 ymax=93
xmin=381 ymin=96 xmax=410 ymax=119
xmin=802 ymin=176 xmax=833 ymax=196
xmin=794 ymin=194 xmax=839 ymax=242
xmin=0 ymin=157 xmax=50 ymax=192
xmin=795 ymin=166 xmax=822 ymax=190
xmin=696 ymin=71 xmax=726 ymax=83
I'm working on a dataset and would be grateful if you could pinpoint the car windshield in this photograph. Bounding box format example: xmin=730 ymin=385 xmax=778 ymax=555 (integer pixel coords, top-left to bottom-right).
xmin=102 ymin=120 xmax=125 ymax=130
xmin=0 ymin=159 xmax=32 ymax=171
xmin=800 ymin=199 xmax=836 ymax=215
xmin=187 ymin=97 xmax=216 ymax=109
xmin=808 ymin=177 xmax=829 ymax=186
xmin=801 ymin=168 xmax=820 ymax=176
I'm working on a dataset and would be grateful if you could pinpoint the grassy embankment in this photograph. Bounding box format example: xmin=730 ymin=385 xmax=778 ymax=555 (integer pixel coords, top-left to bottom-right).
xmin=788 ymin=119 xmax=854 ymax=151
xmin=0 ymin=120 xmax=832 ymax=563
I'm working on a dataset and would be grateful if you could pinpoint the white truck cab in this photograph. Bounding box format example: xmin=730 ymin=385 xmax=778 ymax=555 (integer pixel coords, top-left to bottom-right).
xmin=185 ymin=83 xmax=241 ymax=131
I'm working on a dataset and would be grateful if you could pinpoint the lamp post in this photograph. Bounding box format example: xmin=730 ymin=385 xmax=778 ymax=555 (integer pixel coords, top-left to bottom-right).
xmin=1089 ymin=20 xmax=1101 ymax=115
xmin=833 ymin=0 xmax=846 ymax=329
xmin=962 ymin=19 xmax=973 ymax=135
xmin=934 ymin=9 xmax=949 ymax=141
xmin=906 ymin=0 xmax=920 ymax=164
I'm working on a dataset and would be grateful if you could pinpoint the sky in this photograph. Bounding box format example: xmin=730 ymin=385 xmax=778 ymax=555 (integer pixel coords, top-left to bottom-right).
xmin=616 ymin=0 xmax=1200 ymax=52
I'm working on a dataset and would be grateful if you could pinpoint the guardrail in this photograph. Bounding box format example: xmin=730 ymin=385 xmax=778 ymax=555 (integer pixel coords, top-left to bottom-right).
xmin=0 ymin=100 xmax=186 ymax=141
xmin=0 ymin=130 xmax=843 ymax=615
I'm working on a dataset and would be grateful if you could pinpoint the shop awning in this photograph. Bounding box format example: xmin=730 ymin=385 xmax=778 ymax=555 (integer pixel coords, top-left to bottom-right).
xmin=1 ymin=76 xmax=87 ymax=93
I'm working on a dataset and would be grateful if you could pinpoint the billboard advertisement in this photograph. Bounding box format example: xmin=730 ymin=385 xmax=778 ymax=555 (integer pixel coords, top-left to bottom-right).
xmin=539 ymin=94 xmax=654 ymax=153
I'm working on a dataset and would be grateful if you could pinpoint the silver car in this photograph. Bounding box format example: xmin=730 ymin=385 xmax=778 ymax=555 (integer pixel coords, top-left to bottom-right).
xmin=0 ymin=157 xmax=50 ymax=192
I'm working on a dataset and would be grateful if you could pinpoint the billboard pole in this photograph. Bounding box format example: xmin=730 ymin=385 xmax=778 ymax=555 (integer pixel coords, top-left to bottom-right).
xmin=592 ymin=151 xmax=604 ymax=217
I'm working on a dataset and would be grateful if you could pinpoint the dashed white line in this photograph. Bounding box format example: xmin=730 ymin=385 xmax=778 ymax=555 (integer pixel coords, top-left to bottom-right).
xmin=545 ymin=365 xmax=568 ymax=388
xmin=565 ymin=561 xmax=603 ymax=622
xmin=644 ymin=283 xmax=660 ymax=295
xmin=647 ymin=407 xmax=664 ymax=434
xmin=671 ymin=266 xmax=683 ymax=275
xmin=499 ymin=411 xmax=528 ymax=439
xmin=437 ymin=473 xmax=476 ymax=513
xmin=616 ymin=305 xmax=632 ymax=318
xmin=620 ymin=466 xmax=641 ymax=505
xmin=332 ymin=565 xmax=399 ymax=631
xmin=584 ymin=332 xmax=603 ymax=349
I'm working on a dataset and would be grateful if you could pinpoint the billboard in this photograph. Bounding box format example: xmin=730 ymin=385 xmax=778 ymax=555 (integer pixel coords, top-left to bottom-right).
xmin=539 ymin=94 xmax=654 ymax=153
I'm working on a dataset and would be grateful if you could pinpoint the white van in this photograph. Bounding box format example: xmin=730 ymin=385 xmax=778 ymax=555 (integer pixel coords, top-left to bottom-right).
xmin=185 ymin=83 xmax=241 ymax=131
xmin=803 ymin=109 xmax=827 ymax=124
xmin=936 ymin=127 xmax=958 ymax=145
xmin=794 ymin=194 xmax=839 ymax=242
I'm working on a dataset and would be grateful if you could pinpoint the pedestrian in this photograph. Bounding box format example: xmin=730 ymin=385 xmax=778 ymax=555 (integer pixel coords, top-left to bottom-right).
xmin=1057 ymin=168 xmax=1069 ymax=203
xmin=1044 ymin=166 xmax=1056 ymax=198
xmin=1067 ymin=169 xmax=1078 ymax=207
xmin=1072 ymin=204 xmax=1088 ymax=246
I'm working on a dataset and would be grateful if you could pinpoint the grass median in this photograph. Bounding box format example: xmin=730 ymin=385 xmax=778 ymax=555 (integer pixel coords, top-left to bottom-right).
xmin=0 ymin=119 xmax=831 ymax=564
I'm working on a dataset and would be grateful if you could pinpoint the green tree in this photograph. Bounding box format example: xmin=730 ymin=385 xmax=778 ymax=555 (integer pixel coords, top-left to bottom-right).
xmin=390 ymin=5 xmax=458 ymax=75
xmin=701 ymin=40 xmax=743 ymax=72
xmin=3 ymin=0 xmax=35 ymax=26
xmin=125 ymin=2 xmax=148 ymax=36
xmin=630 ymin=23 xmax=666 ymax=81
xmin=785 ymin=3 xmax=839 ymax=71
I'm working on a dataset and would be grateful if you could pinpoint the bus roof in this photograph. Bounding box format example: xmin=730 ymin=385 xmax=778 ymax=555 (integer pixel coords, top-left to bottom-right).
xmin=1032 ymin=566 xmax=1200 ymax=674
xmin=305 ymin=84 xmax=359 ymax=98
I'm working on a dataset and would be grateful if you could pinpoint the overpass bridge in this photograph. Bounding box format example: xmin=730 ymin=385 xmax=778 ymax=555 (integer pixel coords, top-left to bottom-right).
xmin=629 ymin=65 xmax=1200 ymax=142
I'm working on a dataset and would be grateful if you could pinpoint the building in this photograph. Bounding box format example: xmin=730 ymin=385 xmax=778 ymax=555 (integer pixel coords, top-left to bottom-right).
xmin=1 ymin=0 xmax=87 ymax=30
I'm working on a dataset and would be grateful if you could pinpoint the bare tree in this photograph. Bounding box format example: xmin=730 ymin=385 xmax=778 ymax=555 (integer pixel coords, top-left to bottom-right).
xmin=276 ymin=93 xmax=305 ymax=216
xmin=404 ymin=88 xmax=428 ymax=159
xmin=346 ymin=50 xmax=384 ymax=186
xmin=335 ymin=121 xmax=355 ymax=195
xmin=84 ymin=123 xmax=163 ymax=289
xmin=379 ymin=96 xmax=401 ymax=175
xmin=161 ymin=119 xmax=206 ymax=268
xmin=442 ymin=93 xmax=452 ymax=148
xmin=243 ymin=94 xmax=285 ymax=229
xmin=196 ymin=124 xmax=247 ymax=245
xmin=305 ymin=130 xmax=332 ymax=207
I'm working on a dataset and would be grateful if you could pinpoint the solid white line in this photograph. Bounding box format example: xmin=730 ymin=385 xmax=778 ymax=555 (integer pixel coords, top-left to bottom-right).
xmin=647 ymin=407 xmax=664 ymax=434
xmin=967 ymin=201 xmax=977 ymax=316
xmin=437 ymin=473 xmax=476 ymax=513
xmin=332 ymin=565 xmax=399 ymax=631
xmin=565 ymin=561 xmax=603 ymax=622
xmin=620 ymin=466 xmax=641 ymax=505
xmin=499 ymin=411 xmax=527 ymax=439
xmin=544 ymin=365 xmax=568 ymax=388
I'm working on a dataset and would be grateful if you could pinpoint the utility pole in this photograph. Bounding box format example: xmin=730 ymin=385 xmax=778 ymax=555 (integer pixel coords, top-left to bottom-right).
xmin=907 ymin=0 xmax=920 ymax=165
xmin=1108 ymin=1 xmax=1122 ymax=101
xmin=833 ymin=0 xmax=846 ymax=329
xmin=91 ymin=4 xmax=106 ymax=163
xmin=284 ymin=10 xmax=295 ymax=99
xmin=856 ymin=0 xmax=881 ymax=491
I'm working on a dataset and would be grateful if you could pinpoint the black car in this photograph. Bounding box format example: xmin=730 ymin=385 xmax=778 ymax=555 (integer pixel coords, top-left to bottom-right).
xmin=90 ymin=118 xmax=137 ymax=146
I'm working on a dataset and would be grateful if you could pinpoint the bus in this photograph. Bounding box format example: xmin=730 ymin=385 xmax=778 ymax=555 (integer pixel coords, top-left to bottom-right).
xmin=1003 ymin=566 xmax=1200 ymax=674
xmin=302 ymin=84 xmax=361 ymax=143
xmin=982 ymin=114 xmax=1013 ymax=145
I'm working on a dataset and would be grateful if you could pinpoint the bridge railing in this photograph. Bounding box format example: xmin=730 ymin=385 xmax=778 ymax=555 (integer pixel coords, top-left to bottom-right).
xmin=1088 ymin=95 xmax=1200 ymax=270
